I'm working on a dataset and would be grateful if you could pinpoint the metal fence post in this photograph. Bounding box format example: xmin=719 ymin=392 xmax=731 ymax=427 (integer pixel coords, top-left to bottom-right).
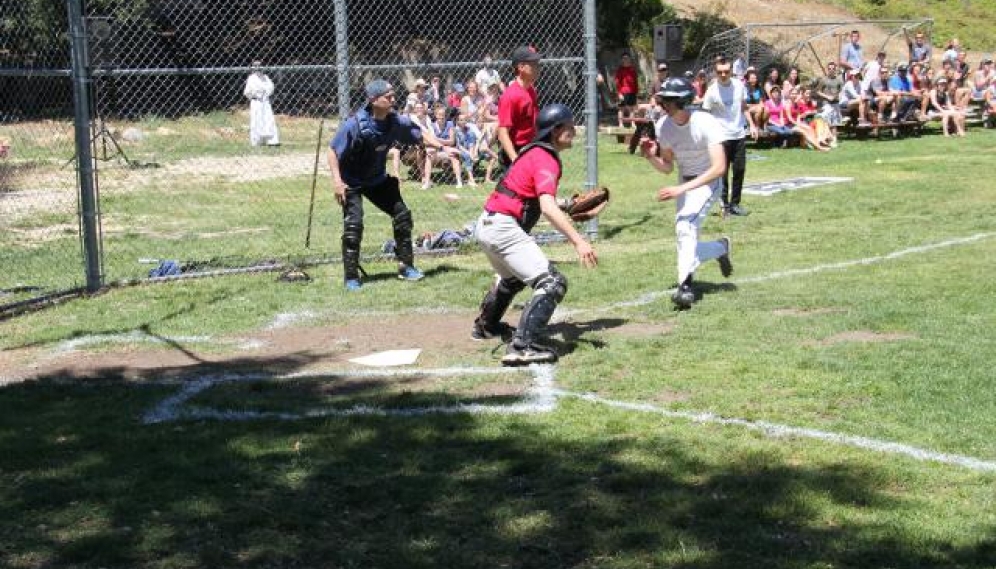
xmin=67 ymin=0 xmax=103 ymax=292
xmin=334 ymin=0 xmax=350 ymax=120
xmin=583 ymin=0 xmax=599 ymax=238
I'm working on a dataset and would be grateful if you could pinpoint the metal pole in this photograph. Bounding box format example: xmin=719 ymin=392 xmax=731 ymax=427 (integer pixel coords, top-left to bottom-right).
xmin=67 ymin=0 xmax=102 ymax=292
xmin=583 ymin=0 xmax=599 ymax=237
xmin=334 ymin=0 xmax=350 ymax=120
xmin=745 ymin=24 xmax=752 ymax=69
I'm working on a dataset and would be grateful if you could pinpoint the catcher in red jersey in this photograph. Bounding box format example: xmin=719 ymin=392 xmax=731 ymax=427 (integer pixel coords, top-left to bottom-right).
xmin=472 ymin=104 xmax=598 ymax=366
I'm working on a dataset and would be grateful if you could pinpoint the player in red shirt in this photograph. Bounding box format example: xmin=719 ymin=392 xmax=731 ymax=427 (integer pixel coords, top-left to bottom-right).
xmin=472 ymin=104 xmax=599 ymax=366
xmin=497 ymin=45 xmax=542 ymax=167
xmin=614 ymin=53 xmax=638 ymax=128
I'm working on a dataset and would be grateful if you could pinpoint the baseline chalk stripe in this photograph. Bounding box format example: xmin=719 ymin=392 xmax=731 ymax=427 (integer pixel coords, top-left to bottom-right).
xmin=558 ymin=232 xmax=996 ymax=320
xmin=554 ymin=390 xmax=996 ymax=473
xmin=142 ymin=365 xmax=556 ymax=424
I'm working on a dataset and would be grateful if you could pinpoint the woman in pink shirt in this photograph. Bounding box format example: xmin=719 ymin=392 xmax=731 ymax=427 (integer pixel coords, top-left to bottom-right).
xmin=764 ymin=86 xmax=828 ymax=150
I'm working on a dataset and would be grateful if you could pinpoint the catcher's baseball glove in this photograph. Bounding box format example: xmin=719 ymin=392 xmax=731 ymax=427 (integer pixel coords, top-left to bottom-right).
xmin=562 ymin=186 xmax=610 ymax=221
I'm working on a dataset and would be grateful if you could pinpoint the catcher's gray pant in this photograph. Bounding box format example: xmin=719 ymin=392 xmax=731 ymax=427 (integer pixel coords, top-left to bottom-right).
xmin=474 ymin=211 xmax=549 ymax=285
xmin=675 ymin=178 xmax=726 ymax=284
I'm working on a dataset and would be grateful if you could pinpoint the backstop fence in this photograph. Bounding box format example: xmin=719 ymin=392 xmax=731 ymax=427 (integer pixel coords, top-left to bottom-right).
xmin=1 ymin=0 xmax=598 ymax=314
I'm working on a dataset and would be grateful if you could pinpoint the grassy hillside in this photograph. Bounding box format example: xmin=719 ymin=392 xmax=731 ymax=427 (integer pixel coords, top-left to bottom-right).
xmin=824 ymin=0 xmax=996 ymax=51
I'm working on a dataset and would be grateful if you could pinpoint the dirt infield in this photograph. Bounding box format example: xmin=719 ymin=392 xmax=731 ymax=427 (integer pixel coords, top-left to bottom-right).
xmin=0 ymin=311 xmax=673 ymax=385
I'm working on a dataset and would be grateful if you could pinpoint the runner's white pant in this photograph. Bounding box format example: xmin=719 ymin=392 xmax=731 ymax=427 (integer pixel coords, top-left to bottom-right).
xmin=474 ymin=211 xmax=548 ymax=286
xmin=675 ymin=179 xmax=726 ymax=284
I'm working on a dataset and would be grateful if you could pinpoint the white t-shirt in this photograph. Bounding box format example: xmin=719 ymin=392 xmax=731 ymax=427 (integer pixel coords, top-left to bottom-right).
xmin=839 ymin=80 xmax=863 ymax=104
xmin=475 ymin=68 xmax=501 ymax=92
xmin=655 ymin=111 xmax=725 ymax=179
xmin=861 ymin=59 xmax=882 ymax=92
xmin=701 ymin=79 xmax=747 ymax=140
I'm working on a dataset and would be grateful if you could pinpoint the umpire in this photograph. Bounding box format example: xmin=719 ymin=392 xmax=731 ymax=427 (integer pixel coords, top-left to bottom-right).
xmin=328 ymin=79 xmax=426 ymax=291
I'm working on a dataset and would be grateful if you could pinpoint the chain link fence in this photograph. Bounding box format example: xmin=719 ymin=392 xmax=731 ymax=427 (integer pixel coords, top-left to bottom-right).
xmin=2 ymin=0 xmax=596 ymax=313
xmin=1 ymin=0 xmax=84 ymax=311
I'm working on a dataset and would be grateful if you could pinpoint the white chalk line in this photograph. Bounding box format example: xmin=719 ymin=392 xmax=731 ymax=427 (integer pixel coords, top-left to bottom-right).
xmin=557 ymin=231 xmax=996 ymax=319
xmin=142 ymin=365 xmax=556 ymax=424
xmin=553 ymin=389 xmax=996 ymax=473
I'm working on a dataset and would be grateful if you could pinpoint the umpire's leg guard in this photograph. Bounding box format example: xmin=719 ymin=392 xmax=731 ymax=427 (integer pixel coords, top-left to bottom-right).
xmin=512 ymin=267 xmax=568 ymax=348
xmin=474 ymin=276 xmax=526 ymax=333
xmin=391 ymin=206 xmax=415 ymax=268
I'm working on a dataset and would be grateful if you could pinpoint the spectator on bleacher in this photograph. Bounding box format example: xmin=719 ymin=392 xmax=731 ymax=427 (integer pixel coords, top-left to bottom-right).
xmin=655 ymin=62 xmax=670 ymax=89
xmin=764 ymin=67 xmax=782 ymax=98
xmin=929 ymin=77 xmax=966 ymax=137
xmin=909 ymin=62 xmax=932 ymax=117
xmin=447 ymin=83 xmax=465 ymax=111
xmin=472 ymin=111 xmax=499 ymax=184
xmin=791 ymin=87 xmax=833 ymax=150
xmin=868 ymin=66 xmax=895 ymax=123
xmin=691 ymin=69 xmax=708 ymax=104
xmin=783 ymin=67 xmax=802 ymax=95
xmin=906 ymin=29 xmax=932 ymax=65
xmin=942 ymin=38 xmax=960 ymax=62
xmin=460 ymin=80 xmax=487 ymax=120
xmin=839 ymin=69 xmax=870 ymax=125
xmin=408 ymin=102 xmax=445 ymax=190
xmin=840 ymin=29 xmax=864 ymax=72
xmin=428 ymin=105 xmax=466 ymax=187
xmin=813 ymin=61 xmax=844 ymax=140
xmin=764 ymin=85 xmax=828 ymax=150
xmin=732 ymin=52 xmax=746 ymax=79
xmin=701 ymin=56 xmax=756 ymax=216
xmin=427 ymin=76 xmax=443 ymax=107
xmin=887 ymin=63 xmax=921 ymax=121
xmin=615 ymin=53 xmax=639 ymax=128
xmin=984 ymin=79 xmax=996 ymax=125
xmin=862 ymin=51 xmax=886 ymax=91
xmin=744 ymin=69 xmax=767 ymax=128
xmin=454 ymin=113 xmax=481 ymax=187
xmin=970 ymin=58 xmax=993 ymax=100
xmin=404 ymin=78 xmax=430 ymax=114
xmin=475 ymin=53 xmax=505 ymax=94
xmin=478 ymin=88 xmax=499 ymax=131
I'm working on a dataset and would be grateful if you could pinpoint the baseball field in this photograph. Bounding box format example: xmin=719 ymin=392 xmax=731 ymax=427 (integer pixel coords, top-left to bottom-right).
xmin=1 ymin=122 xmax=995 ymax=568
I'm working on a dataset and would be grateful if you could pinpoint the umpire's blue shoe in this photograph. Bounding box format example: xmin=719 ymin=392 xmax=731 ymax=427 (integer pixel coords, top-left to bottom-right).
xmin=344 ymin=278 xmax=363 ymax=291
xmin=397 ymin=265 xmax=424 ymax=281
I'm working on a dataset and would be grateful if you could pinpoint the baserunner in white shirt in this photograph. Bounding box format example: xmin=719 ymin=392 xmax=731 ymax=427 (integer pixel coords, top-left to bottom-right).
xmin=640 ymin=77 xmax=734 ymax=310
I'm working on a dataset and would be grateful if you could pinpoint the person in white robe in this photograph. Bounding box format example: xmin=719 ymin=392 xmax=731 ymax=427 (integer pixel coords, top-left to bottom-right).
xmin=244 ymin=61 xmax=280 ymax=146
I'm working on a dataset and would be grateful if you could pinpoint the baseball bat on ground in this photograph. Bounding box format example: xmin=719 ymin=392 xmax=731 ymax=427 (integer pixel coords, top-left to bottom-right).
xmin=304 ymin=117 xmax=326 ymax=249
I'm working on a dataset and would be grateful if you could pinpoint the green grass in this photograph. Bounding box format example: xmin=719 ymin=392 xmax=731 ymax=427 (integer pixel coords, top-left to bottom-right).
xmin=2 ymin=126 xmax=996 ymax=568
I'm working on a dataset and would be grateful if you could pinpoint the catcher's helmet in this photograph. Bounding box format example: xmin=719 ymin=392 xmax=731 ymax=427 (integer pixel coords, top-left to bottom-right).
xmin=655 ymin=77 xmax=695 ymax=105
xmin=535 ymin=103 xmax=574 ymax=141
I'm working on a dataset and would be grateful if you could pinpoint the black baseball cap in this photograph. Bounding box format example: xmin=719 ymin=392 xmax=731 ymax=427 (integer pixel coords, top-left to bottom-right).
xmin=511 ymin=45 xmax=543 ymax=64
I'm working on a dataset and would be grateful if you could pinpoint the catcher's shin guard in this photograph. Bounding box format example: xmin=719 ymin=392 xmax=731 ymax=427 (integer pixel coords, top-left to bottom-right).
xmin=475 ymin=276 xmax=526 ymax=330
xmin=512 ymin=269 xmax=568 ymax=347
xmin=342 ymin=222 xmax=363 ymax=280
xmin=391 ymin=207 xmax=415 ymax=267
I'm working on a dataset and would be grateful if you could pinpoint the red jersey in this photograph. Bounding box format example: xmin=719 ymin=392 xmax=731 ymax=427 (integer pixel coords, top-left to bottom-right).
xmin=498 ymin=81 xmax=538 ymax=149
xmin=484 ymin=147 xmax=560 ymax=221
xmin=614 ymin=65 xmax=638 ymax=95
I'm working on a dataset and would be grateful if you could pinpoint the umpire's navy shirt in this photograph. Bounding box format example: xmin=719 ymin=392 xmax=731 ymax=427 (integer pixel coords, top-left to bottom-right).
xmin=330 ymin=108 xmax=423 ymax=187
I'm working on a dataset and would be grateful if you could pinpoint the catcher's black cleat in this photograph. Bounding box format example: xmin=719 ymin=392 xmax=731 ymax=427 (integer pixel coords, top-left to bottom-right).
xmin=717 ymin=236 xmax=733 ymax=278
xmin=471 ymin=320 xmax=516 ymax=342
xmin=501 ymin=342 xmax=558 ymax=366
xmin=671 ymin=283 xmax=695 ymax=310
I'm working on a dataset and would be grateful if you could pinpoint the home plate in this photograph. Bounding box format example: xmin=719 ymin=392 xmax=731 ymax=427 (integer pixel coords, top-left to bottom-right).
xmin=743 ymin=177 xmax=852 ymax=196
xmin=349 ymin=349 xmax=422 ymax=367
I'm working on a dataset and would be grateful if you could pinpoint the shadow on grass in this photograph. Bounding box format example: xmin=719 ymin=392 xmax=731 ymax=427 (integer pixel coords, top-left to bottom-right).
xmin=1 ymin=354 xmax=994 ymax=568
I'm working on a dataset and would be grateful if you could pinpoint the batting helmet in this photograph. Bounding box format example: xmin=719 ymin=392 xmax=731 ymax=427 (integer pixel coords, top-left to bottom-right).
xmin=534 ymin=103 xmax=574 ymax=141
xmin=655 ymin=77 xmax=695 ymax=105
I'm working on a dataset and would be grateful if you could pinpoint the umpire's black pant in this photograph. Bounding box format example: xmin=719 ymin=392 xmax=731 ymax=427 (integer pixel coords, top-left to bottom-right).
xmin=341 ymin=176 xmax=413 ymax=280
xmin=721 ymin=137 xmax=747 ymax=208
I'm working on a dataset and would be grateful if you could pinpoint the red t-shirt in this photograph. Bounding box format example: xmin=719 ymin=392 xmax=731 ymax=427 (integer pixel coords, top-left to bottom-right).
xmin=615 ymin=66 xmax=638 ymax=95
xmin=484 ymin=148 xmax=560 ymax=221
xmin=498 ymin=81 xmax=538 ymax=149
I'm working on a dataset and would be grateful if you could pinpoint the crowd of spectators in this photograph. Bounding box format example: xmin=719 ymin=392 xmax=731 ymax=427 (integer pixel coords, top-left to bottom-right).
xmin=390 ymin=54 xmax=503 ymax=189
xmin=624 ymin=30 xmax=995 ymax=151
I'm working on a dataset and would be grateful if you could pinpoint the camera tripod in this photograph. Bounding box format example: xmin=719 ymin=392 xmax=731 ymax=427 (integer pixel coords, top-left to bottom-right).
xmin=65 ymin=115 xmax=137 ymax=169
